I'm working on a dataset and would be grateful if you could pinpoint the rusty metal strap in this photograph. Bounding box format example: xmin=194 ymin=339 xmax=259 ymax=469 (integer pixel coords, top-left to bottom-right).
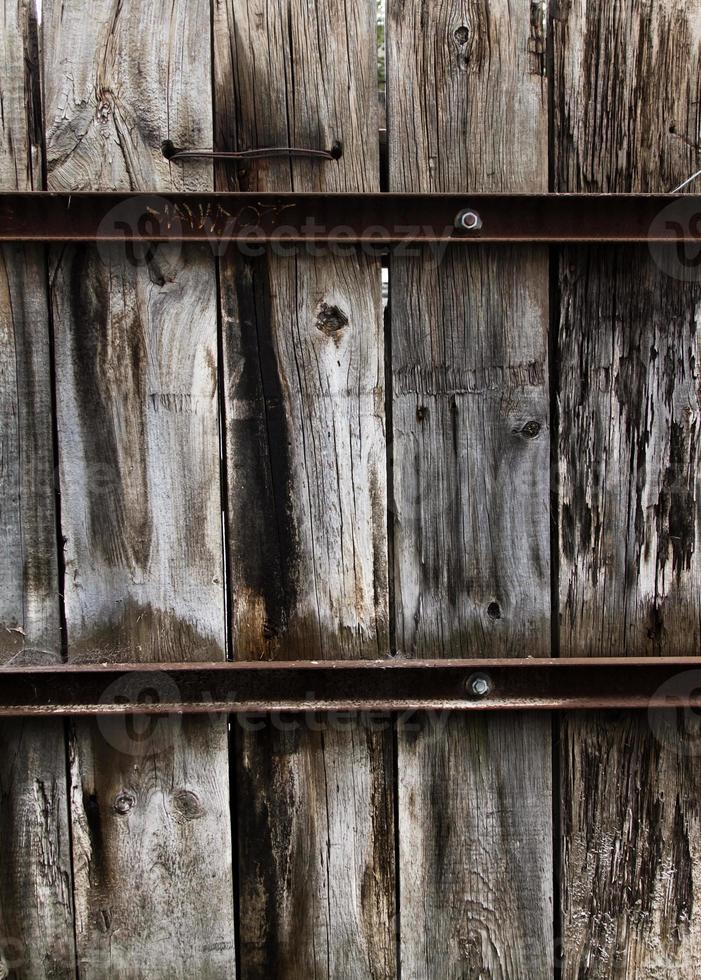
xmin=1 ymin=192 xmax=700 ymax=244
xmin=1 ymin=658 xmax=701 ymax=714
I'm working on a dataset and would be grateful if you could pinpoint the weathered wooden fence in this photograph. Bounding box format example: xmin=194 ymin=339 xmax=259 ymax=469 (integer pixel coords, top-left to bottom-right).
xmin=1 ymin=0 xmax=700 ymax=976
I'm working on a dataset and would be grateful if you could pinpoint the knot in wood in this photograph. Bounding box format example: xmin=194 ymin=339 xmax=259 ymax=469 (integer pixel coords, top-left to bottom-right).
xmin=520 ymin=420 xmax=542 ymax=439
xmin=316 ymin=303 xmax=349 ymax=338
xmin=170 ymin=788 xmax=205 ymax=821
xmin=487 ymin=601 xmax=502 ymax=620
xmin=454 ymin=25 xmax=470 ymax=44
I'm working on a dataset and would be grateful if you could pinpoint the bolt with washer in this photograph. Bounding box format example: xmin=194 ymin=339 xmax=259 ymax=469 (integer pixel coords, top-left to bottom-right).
xmin=455 ymin=208 xmax=483 ymax=231
xmin=466 ymin=672 xmax=493 ymax=698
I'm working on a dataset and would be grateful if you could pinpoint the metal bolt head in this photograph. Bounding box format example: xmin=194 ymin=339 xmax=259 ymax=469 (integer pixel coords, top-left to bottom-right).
xmin=114 ymin=790 xmax=136 ymax=815
xmin=455 ymin=208 xmax=483 ymax=231
xmin=466 ymin=672 xmax=493 ymax=698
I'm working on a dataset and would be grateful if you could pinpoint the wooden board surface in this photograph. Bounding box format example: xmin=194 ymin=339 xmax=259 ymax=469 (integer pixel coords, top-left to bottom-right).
xmin=42 ymin=0 xmax=236 ymax=974
xmin=215 ymin=0 xmax=388 ymax=660
xmin=387 ymin=0 xmax=553 ymax=975
xmin=214 ymin=0 xmax=395 ymax=976
xmin=0 ymin=1 xmax=76 ymax=975
xmin=554 ymin=0 xmax=701 ymax=974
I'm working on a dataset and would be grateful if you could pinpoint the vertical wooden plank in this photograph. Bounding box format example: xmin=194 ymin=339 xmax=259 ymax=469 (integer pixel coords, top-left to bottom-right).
xmin=0 ymin=1 xmax=76 ymax=975
xmin=42 ymin=1 xmax=236 ymax=975
xmin=387 ymin=1 xmax=554 ymax=975
xmin=213 ymin=0 xmax=395 ymax=976
xmin=554 ymin=0 xmax=701 ymax=974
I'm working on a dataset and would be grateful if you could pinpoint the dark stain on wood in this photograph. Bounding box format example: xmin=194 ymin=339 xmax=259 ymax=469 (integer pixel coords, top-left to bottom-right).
xmin=65 ymin=245 xmax=152 ymax=571
xmin=554 ymin=0 xmax=699 ymax=194
xmin=558 ymin=245 xmax=701 ymax=655
xmin=69 ymin=598 xmax=225 ymax=663
xmin=81 ymin=788 xmax=104 ymax=883
xmin=555 ymin=0 xmax=701 ymax=971
xmin=236 ymin=721 xmax=298 ymax=978
xmin=222 ymin=253 xmax=300 ymax=655
xmin=563 ymin=713 xmax=701 ymax=974
xmin=658 ymin=420 xmax=697 ymax=581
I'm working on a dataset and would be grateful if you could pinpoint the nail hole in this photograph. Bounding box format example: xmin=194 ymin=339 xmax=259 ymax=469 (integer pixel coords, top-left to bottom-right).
xmin=161 ymin=139 xmax=178 ymax=160
xmin=330 ymin=140 xmax=343 ymax=160
xmin=487 ymin=601 xmax=501 ymax=620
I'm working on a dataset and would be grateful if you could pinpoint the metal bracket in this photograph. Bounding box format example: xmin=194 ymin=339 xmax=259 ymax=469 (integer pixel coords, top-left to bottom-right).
xmin=0 ymin=658 xmax=699 ymax=715
xmin=0 ymin=192 xmax=700 ymax=244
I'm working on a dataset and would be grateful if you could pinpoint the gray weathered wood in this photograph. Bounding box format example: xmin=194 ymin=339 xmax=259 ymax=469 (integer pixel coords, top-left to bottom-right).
xmin=214 ymin=0 xmax=395 ymax=975
xmin=562 ymin=712 xmax=701 ymax=978
xmin=0 ymin=1 xmax=76 ymax=975
xmin=400 ymin=713 xmax=553 ymax=976
xmin=387 ymin=0 xmax=553 ymax=974
xmin=554 ymin=0 xmax=701 ymax=974
xmin=42 ymin=0 xmax=235 ymax=974
xmin=215 ymin=0 xmax=388 ymax=660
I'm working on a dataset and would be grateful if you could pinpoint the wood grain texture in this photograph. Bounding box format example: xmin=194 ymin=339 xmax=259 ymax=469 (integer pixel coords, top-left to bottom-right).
xmin=42 ymin=0 xmax=235 ymax=974
xmin=214 ymin=0 xmax=395 ymax=976
xmin=235 ymin=717 xmax=395 ymax=980
xmin=562 ymin=712 xmax=701 ymax=979
xmin=0 ymin=2 xmax=76 ymax=975
xmin=387 ymin=1 xmax=553 ymax=975
xmin=388 ymin=0 xmax=550 ymax=657
xmin=554 ymin=0 xmax=701 ymax=974
xmin=215 ymin=0 xmax=388 ymax=659
xmin=399 ymin=713 xmax=553 ymax=977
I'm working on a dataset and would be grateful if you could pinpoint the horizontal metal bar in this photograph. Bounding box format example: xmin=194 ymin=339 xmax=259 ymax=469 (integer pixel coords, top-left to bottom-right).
xmin=1 ymin=658 xmax=701 ymax=714
xmin=0 ymin=192 xmax=700 ymax=244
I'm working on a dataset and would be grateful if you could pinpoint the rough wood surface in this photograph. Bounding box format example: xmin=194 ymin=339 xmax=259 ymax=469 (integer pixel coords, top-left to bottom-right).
xmin=214 ymin=0 xmax=395 ymax=976
xmin=235 ymin=717 xmax=395 ymax=980
xmin=387 ymin=1 xmax=553 ymax=975
xmin=562 ymin=712 xmax=701 ymax=979
xmin=0 ymin=2 xmax=76 ymax=975
xmin=42 ymin=0 xmax=235 ymax=975
xmin=400 ymin=713 xmax=553 ymax=977
xmin=215 ymin=0 xmax=388 ymax=659
xmin=388 ymin=0 xmax=550 ymax=657
xmin=554 ymin=0 xmax=701 ymax=974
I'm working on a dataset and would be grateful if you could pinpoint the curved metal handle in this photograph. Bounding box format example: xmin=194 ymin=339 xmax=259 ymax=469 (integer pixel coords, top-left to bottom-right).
xmin=162 ymin=139 xmax=342 ymax=163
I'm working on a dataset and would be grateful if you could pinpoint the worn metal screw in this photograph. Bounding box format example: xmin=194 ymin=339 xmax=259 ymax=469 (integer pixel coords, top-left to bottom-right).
xmin=455 ymin=208 xmax=483 ymax=231
xmin=466 ymin=672 xmax=493 ymax=698
xmin=114 ymin=791 xmax=136 ymax=815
